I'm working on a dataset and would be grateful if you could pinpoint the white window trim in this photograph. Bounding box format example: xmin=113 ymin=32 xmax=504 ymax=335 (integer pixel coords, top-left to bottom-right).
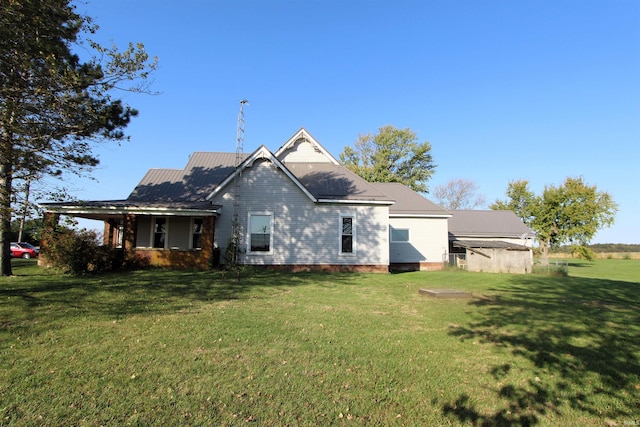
xmin=191 ymin=218 xmax=203 ymax=250
xmin=339 ymin=213 xmax=356 ymax=256
xmin=151 ymin=217 xmax=169 ymax=249
xmin=247 ymin=211 xmax=274 ymax=255
xmin=390 ymin=226 xmax=410 ymax=243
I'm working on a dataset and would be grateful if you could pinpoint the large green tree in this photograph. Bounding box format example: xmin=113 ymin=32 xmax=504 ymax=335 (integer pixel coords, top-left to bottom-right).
xmin=0 ymin=0 xmax=157 ymax=275
xmin=339 ymin=125 xmax=436 ymax=193
xmin=491 ymin=177 xmax=618 ymax=258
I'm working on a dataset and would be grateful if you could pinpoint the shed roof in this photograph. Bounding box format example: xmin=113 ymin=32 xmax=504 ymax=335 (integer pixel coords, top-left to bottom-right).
xmin=452 ymin=240 xmax=531 ymax=250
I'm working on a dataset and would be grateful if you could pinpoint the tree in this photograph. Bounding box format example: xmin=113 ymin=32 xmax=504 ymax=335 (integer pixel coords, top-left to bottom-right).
xmin=433 ymin=178 xmax=486 ymax=210
xmin=491 ymin=177 xmax=617 ymax=259
xmin=490 ymin=179 xmax=537 ymax=225
xmin=0 ymin=0 xmax=157 ymax=275
xmin=339 ymin=125 xmax=436 ymax=193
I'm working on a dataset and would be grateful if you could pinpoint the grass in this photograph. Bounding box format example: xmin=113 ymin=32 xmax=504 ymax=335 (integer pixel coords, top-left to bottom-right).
xmin=1 ymin=259 xmax=639 ymax=426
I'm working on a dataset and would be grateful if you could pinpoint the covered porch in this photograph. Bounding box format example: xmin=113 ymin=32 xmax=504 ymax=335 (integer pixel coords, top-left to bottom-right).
xmin=40 ymin=200 xmax=221 ymax=270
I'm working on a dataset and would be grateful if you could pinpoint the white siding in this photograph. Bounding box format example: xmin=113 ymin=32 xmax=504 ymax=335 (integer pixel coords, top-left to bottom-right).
xmin=389 ymin=217 xmax=449 ymax=263
xmin=278 ymin=138 xmax=333 ymax=163
xmin=211 ymin=159 xmax=389 ymax=266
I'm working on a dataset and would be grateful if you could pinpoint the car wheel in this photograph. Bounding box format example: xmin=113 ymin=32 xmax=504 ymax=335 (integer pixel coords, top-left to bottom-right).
xmin=22 ymin=253 xmax=31 ymax=259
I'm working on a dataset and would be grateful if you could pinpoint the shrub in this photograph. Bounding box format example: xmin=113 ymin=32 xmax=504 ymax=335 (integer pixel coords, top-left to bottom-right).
xmin=42 ymin=227 xmax=126 ymax=275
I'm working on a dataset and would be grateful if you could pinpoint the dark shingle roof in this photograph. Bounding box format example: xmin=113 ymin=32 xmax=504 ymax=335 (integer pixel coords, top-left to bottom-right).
xmin=371 ymin=182 xmax=450 ymax=216
xmin=448 ymin=210 xmax=535 ymax=238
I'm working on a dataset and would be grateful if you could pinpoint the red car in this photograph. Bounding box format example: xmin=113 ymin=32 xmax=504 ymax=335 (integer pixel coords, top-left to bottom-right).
xmin=10 ymin=242 xmax=38 ymax=259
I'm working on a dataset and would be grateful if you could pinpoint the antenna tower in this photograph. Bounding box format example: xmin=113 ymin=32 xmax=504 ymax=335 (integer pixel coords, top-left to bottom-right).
xmin=230 ymin=100 xmax=248 ymax=265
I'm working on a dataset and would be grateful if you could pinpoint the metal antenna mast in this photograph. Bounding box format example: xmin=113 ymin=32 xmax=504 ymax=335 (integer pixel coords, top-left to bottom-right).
xmin=230 ymin=100 xmax=248 ymax=265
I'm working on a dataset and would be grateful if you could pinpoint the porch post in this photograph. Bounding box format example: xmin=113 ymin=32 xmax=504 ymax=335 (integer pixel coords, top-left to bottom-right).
xmin=122 ymin=214 xmax=136 ymax=259
xmin=202 ymin=216 xmax=217 ymax=268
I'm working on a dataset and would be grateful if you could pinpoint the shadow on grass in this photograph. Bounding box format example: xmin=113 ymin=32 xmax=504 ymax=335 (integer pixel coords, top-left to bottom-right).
xmin=0 ymin=266 xmax=355 ymax=338
xmin=444 ymin=273 xmax=640 ymax=425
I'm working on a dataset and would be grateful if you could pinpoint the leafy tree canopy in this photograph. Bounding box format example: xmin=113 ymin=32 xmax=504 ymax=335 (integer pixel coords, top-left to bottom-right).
xmin=339 ymin=125 xmax=436 ymax=193
xmin=0 ymin=0 xmax=157 ymax=275
xmin=491 ymin=177 xmax=618 ymax=258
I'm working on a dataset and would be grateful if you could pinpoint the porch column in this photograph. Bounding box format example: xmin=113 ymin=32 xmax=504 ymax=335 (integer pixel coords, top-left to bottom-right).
xmin=104 ymin=219 xmax=118 ymax=247
xmin=202 ymin=216 xmax=217 ymax=268
xmin=122 ymin=214 xmax=136 ymax=259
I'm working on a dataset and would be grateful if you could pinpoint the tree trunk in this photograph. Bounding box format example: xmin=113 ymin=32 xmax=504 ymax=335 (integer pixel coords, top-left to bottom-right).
xmin=0 ymin=161 xmax=13 ymax=276
xmin=17 ymin=176 xmax=32 ymax=242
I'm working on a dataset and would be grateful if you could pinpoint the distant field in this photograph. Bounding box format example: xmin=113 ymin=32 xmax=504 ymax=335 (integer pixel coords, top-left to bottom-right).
xmin=1 ymin=259 xmax=638 ymax=425
xmin=549 ymin=251 xmax=640 ymax=260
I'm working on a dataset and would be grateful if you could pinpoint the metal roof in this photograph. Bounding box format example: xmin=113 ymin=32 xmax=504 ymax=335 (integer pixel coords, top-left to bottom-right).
xmin=285 ymin=163 xmax=392 ymax=202
xmin=371 ymin=182 xmax=451 ymax=216
xmin=452 ymin=240 xmax=531 ymax=251
xmin=448 ymin=210 xmax=535 ymax=238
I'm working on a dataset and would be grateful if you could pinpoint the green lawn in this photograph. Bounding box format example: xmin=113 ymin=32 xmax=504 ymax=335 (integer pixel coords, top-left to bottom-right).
xmin=1 ymin=259 xmax=639 ymax=425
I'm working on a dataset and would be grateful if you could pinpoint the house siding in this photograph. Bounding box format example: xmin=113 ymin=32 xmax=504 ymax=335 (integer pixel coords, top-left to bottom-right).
xmin=278 ymin=138 xmax=333 ymax=163
xmin=211 ymin=159 xmax=389 ymax=267
xmin=389 ymin=217 xmax=448 ymax=270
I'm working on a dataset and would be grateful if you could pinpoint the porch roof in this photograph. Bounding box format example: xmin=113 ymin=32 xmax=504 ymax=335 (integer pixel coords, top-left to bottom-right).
xmin=452 ymin=240 xmax=531 ymax=251
xmin=41 ymin=199 xmax=220 ymax=221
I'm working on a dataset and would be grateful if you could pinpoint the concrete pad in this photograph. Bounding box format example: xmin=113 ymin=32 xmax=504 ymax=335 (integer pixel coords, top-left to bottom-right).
xmin=419 ymin=289 xmax=473 ymax=299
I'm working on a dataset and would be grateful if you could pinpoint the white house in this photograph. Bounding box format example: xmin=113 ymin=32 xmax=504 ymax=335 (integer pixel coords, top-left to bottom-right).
xmin=41 ymin=129 xmax=451 ymax=272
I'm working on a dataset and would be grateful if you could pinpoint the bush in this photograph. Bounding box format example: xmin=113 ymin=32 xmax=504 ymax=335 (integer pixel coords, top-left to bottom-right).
xmin=42 ymin=227 xmax=126 ymax=275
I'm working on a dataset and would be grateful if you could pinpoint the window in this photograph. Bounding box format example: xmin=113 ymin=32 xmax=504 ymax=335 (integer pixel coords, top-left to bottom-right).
xmin=390 ymin=227 xmax=410 ymax=242
xmin=153 ymin=218 xmax=167 ymax=248
xmin=248 ymin=213 xmax=272 ymax=253
xmin=340 ymin=214 xmax=355 ymax=254
xmin=192 ymin=218 xmax=203 ymax=249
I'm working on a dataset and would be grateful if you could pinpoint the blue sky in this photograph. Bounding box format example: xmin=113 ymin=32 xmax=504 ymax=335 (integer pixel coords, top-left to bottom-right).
xmin=64 ymin=0 xmax=639 ymax=244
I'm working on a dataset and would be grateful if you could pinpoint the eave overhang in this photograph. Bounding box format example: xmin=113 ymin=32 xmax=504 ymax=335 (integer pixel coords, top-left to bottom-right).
xmin=41 ymin=201 xmax=220 ymax=221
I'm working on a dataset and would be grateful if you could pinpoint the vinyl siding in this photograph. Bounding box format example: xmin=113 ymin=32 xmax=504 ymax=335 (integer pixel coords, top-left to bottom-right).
xmin=278 ymin=138 xmax=333 ymax=163
xmin=211 ymin=159 xmax=389 ymax=266
xmin=389 ymin=217 xmax=449 ymax=263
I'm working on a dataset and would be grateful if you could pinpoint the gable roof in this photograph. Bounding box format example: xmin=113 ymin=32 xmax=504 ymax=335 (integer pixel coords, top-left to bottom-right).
xmin=206 ymin=145 xmax=318 ymax=202
xmin=275 ymin=128 xmax=340 ymax=165
xmin=41 ymin=129 xmax=397 ymax=218
xmin=448 ymin=210 xmax=535 ymax=239
xmin=371 ymin=182 xmax=451 ymax=217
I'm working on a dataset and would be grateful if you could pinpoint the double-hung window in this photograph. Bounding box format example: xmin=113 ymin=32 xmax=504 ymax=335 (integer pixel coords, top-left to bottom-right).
xmin=339 ymin=214 xmax=355 ymax=254
xmin=248 ymin=212 xmax=273 ymax=253
xmin=192 ymin=218 xmax=203 ymax=249
xmin=153 ymin=218 xmax=167 ymax=248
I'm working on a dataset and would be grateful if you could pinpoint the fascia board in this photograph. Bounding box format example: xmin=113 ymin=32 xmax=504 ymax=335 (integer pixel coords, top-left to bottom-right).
xmin=317 ymin=199 xmax=395 ymax=205
xmin=390 ymin=213 xmax=453 ymax=218
xmin=44 ymin=205 xmax=219 ymax=216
